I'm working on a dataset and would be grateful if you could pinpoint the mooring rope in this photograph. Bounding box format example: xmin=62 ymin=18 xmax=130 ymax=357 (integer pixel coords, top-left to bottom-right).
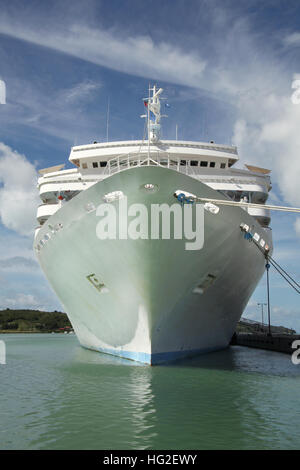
xmin=175 ymin=191 xmax=300 ymax=293
xmin=242 ymin=228 xmax=300 ymax=294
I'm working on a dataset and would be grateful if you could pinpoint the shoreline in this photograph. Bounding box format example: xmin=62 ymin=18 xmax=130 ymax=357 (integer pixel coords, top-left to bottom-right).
xmin=0 ymin=330 xmax=74 ymax=334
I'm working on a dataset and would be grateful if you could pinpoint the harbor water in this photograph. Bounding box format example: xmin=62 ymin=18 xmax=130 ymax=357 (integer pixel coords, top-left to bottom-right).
xmin=1 ymin=333 xmax=300 ymax=450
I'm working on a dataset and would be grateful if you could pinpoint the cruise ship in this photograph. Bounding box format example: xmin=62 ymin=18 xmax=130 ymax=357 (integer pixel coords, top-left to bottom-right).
xmin=34 ymin=86 xmax=273 ymax=364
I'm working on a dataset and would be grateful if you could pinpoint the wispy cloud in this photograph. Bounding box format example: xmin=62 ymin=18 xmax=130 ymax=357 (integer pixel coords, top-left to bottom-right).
xmin=295 ymin=218 xmax=300 ymax=237
xmin=244 ymin=302 xmax=300 ymax=332
xmin=0 ymin=256 xmax=38 ymax=272
xmin=0 ymin=78 xmax=103 ymax=144
xmin=0 ymin=20 xmax=207 ymax=88
xmin=283 ymin=32 xmax=300 ymax=47
xmin=58 ymin=79 xmax=101 ymax=104
xmin=2 ymin=293 xmax=39 ymax=309
xmin=1 ymin=6 xmax=300 ymax=225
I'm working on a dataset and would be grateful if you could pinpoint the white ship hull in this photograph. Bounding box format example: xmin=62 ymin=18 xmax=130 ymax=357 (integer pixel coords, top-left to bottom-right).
xmin=35 ymin=166 xmax=272 ymax=364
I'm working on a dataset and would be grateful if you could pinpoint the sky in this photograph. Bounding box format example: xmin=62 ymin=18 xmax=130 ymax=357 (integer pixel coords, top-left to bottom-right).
xmin=0 ymin=0 xmax=299 ymax=329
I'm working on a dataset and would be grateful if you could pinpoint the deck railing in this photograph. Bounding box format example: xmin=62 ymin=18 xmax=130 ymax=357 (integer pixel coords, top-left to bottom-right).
xmin=102 ymin=151 xmax=201 ymax=177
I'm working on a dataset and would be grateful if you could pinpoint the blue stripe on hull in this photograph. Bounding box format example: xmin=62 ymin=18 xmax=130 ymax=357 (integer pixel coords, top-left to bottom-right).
xmin=94 ymin=346 xmax=152 ymax=364
xmin=150 ymin=346 xmax=225 ymax=364
xmin=89 ymin=344 xmax=227 ymax=365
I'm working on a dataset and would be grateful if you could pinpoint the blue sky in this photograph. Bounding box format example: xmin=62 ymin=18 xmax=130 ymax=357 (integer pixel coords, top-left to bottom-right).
xmin=0 ymin=0 xmax=299 ymax=329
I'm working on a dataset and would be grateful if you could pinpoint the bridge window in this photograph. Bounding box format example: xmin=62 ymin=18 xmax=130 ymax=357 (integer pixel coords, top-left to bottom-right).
xmin=93 ymin=162 xmax=98 ymax=168
xmin=200 ymin=161 xmax=208 ymax=167
xmin=100 ymin=162 xmax=107 ymax=167
xmin=191 ymin=161 xmax=198 ymax=166
xmin=180 ymin=160 xmax=186 ymax=166
xmin=82 ymin=163 xmax=88 ymax=169
xmin=220 ymin=163 xmax=226 ymax=169
xmin=210 ymin=162 xmax=215 ymax=168
xmin=252 ymin=192 xmax=267 ymax=204
xmin=225 ymin=191 xmax=251 ymax=202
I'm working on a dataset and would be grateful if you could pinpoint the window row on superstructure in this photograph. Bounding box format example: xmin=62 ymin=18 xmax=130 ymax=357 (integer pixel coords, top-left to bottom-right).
xmin=82 ymin=161 xmax=107 ymax=169
xmin=176 ymin=159 xmax=227 ymax=168
xmin=80 ymin=159 xmax=227 ymax=170
xmin=219 ymin=190 xmax=268 ymax=204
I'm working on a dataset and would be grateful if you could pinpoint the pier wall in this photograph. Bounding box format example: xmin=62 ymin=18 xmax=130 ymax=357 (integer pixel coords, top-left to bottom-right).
xmin=231 ymin=333 xmax=300 ymax=354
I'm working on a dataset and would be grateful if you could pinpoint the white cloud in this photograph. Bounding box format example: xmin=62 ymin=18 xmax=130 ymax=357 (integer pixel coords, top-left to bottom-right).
xmin=0 ymin=256 xmax=38 ymax=272
xmin=0 ymin=20 xmax=206 ymax=89
xmin=295 ymin=218 xmax=300 ymax=237
xmin=269 ymin=306 xmax=300 ymax=333
xmin=0 ymin=8 xmax=299 ymax=225
xmin=232 ymin=95 xmax=300 ymax=206
xmin=0 ymin=79 xmax=6 ymax=104
xmin=2 ymin=13 xmax=298 ymax=207
xmin=283 ymin=32 xmax=300 ymax=47
xmin=58 ymin=79 xmax=101 ymax=104
xmin=211 ymin=23 xmax=300 ymax=207
xmin=244 ymin=303 xmax=300 ymax=332
xmin=4 ymin=293 xmax=39 ymax=308
xmin=0 ymin=142 xmax=39 ymax=236
xmin=0 ymin=78 xmax=103 ymax=144
xmin=0 ymin=230 xmax=36 ymax=260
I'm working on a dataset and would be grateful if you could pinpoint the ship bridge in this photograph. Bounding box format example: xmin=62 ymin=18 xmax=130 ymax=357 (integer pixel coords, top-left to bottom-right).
xmin=69 ymin=139 xmax=239 ymax=172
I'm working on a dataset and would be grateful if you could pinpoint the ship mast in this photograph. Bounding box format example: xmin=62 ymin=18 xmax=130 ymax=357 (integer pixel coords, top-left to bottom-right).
xmin=142 ymin=84 xmax=165 ymax=163
xmin=147 ymin=83 xmax=151 ymax=163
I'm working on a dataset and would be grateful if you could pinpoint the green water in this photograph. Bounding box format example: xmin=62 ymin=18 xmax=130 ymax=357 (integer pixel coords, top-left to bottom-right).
xmin=0 ymin=334 xmax=300 ymax=450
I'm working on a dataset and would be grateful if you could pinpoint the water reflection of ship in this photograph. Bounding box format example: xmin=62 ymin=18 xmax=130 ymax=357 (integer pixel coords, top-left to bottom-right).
xmin=69 ymin=347 xmax=261 ymax=449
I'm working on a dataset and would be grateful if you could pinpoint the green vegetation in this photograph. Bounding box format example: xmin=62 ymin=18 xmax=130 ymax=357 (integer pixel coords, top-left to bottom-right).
xmin=237 ymin=318 xmax=296 ymax=335
xmin=0 ymin=310 xmax=296 ymax=335
xmin=0 ymin=309 xmax=72 ymax=333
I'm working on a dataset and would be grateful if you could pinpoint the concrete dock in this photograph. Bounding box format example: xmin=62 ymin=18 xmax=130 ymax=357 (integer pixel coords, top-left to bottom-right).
xmin=231 ymin=333 xmax=300 ymax=354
